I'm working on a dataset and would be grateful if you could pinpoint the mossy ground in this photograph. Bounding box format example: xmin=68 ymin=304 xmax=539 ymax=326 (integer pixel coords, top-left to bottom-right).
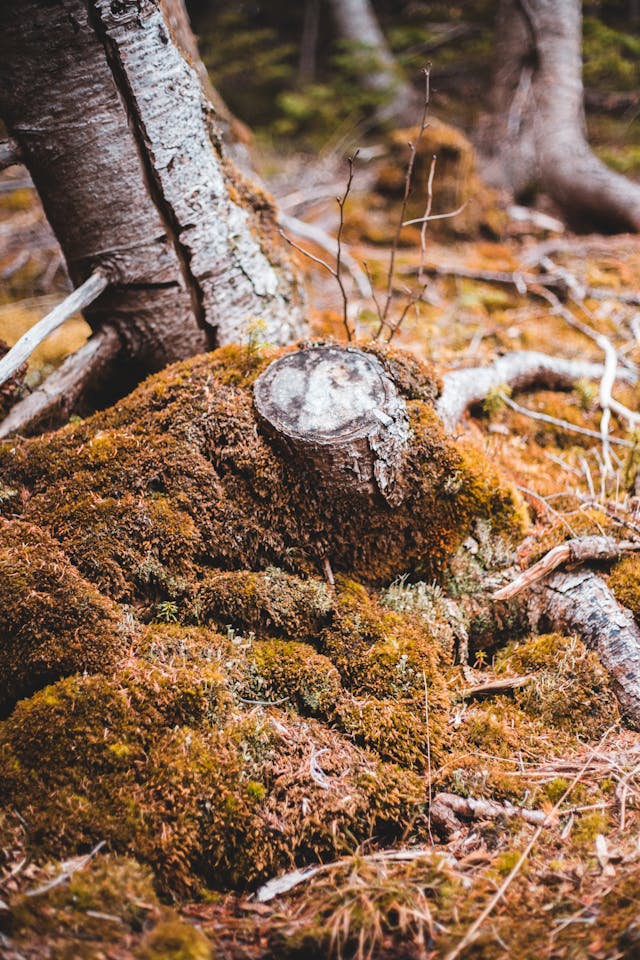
xmin=0 ymin=339 xmax=638 ymax=959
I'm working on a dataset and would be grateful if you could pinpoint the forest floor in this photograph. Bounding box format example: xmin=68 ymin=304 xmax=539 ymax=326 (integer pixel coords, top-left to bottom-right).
xmin=4 ymin=117 xmax=640 ymax=960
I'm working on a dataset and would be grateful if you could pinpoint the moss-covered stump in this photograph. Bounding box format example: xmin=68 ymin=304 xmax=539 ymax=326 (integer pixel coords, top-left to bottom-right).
xmin=0 ymin=341 xmax=525 ymax=602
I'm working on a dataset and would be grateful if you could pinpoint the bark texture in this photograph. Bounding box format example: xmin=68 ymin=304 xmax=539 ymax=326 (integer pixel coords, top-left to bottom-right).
xmin=253 ymin=346 xmax=409 ymax=505
xmin=0 ymin=0 xmax=304 ymax=378
xmin=529 ymin=571 xmax=640 ymax=728
xmin=479 ymin=0 xmax=640 ymax=232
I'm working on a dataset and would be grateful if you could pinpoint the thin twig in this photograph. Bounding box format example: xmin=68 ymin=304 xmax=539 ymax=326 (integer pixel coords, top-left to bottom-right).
xmin=418 ymin=154 xmax=436 ymax=286
xmin=0 ymin=270 xmax=108 ymax=387
xmin=380 ymin=66 xmax=431 ymax=328
xmin=500 ymin=393 xmax=633 ymax=448
xmin=335 ymin=150 xmax=359 ymax=341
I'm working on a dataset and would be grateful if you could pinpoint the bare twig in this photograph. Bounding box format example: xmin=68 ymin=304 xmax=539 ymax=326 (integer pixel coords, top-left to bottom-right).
xmin=418 ymin=154 xmax=436 ymax=286
xmin=278 ymin=216 xmax=371 ymax=297
xmin=25 ymin=841 xmax=106 ymax=898
xmin=431 ymin=791 xmax=549 ymax=830
xmin=493 ymin=536 xmax=640 ymax=601
xmin=335 ymin=151 xmax=359 ymax=341
xmin=0 ymin=270 xmax=108 ymax=388
xmin=380 ymin=66 xmax=431 ymax=329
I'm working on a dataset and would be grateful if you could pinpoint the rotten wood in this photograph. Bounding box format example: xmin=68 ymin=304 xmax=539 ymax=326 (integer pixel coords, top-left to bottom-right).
xmin=253 ymin=345 xmax=409 ymax=505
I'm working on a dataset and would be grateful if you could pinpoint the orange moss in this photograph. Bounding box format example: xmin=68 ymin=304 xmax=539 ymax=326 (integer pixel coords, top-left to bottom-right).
xmin=0 ymin=517 xmax=125 ymax=714
xmin=609 ymin=554 xmax=640 ymax=619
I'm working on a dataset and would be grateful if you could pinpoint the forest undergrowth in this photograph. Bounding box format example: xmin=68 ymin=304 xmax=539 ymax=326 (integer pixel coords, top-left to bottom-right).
xmin=5 ymin=88 xmax=640 ymax=960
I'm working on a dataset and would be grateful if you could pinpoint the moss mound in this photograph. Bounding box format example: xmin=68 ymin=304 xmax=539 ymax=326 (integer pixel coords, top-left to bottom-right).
xmin=0 ymin=342 xmax=525 ymax=600
xmin=0 ymin=517 xmax=126 ymax=714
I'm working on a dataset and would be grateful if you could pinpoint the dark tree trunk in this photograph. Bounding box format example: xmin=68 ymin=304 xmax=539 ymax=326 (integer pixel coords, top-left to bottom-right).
xmin=479 ymin=0 xmax=640 ymax=233
xmin=0 ymin=0 xmax=305 ymax=384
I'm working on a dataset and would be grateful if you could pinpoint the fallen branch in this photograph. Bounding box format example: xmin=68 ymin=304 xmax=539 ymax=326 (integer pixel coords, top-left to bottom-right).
xmin=431 ymin=792 xmax=550 ymax=834
xmin=436 ymin=350 xmax=635 ymax=432
xmin=461 ymin=674 xmax=533 ymax=699
xmin=500 ymin=392 xmax=633 ymax=448
xmin=0 ymin=325 xmax=121 ymax=439
xmin=418 ymin=262 xmax=640 ymax=306
xmin=528 ymin=571 xmax=640 ymax=727
xmin=493 ymin=536 xmax=640 ymax=601
xmin=0 ymin=269 xmax=108 ymax=388
xmin=0 ymin=138 xmax=21 ymax=171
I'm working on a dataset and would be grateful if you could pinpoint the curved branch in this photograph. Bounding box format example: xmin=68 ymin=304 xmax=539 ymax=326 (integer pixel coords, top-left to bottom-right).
xmin=0 ymin=270 xmax=108 ymax=388
xmin=436 ymin=350 xmax=635 ymax=431
xmin=528 ymin=570 xmax=640 ymax=728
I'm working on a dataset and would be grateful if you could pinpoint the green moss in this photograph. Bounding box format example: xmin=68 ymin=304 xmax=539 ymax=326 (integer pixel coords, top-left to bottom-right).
xmin=0 ymin=518 xmax=126 ymax=714
xmin=193 ymin=567 xmax=334 ymax=641
xmin=250 ymin=639 xmax=342 ymax=716
xmin=497 ymin=633 xmax=618 ymax=738
xmin=135 ymin=916 xmax=212 ymax=960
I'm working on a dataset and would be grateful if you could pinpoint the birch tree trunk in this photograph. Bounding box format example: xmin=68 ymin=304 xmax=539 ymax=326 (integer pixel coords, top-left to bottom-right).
xmin=0 ymin=0 xmax=305 ymax=383
xmin=326 ymin=0 xmax=417 ymax=127
xmin=479 ymin=0 xmax=640 ymax=232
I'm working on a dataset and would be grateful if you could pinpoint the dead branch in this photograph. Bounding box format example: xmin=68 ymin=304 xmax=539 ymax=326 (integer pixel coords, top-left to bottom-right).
xmin=0 ymin=138 xmax=22 ymax=171
xmin=0 ymin=270 xmax=108 ymax=388
xmin=461 ymin=674 xmax=533 ymax=699
xmin=500 ymin=392 xmax=633 ymax=448
xmin=494 ymin=536 xmax=640 ymax=601
xmin=430 ymin=792 xmax=550 ymax=835
xmin=0 ymin=325 xmax=121 ymax=439
xmin=418 ymin=262 xmax=640 ymax=306
xmin=436 ymin=350 xmax=635 ymax=432
xmin=335 ymin=151 xmax=359 ymax=340
xmin=528 ymin=571 xmax=640 ymax=727
xmin=24 ymin=841 xmax=105 ymax=898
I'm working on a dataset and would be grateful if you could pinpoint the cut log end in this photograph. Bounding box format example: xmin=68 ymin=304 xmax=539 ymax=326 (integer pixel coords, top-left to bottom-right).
xmin=253 ymin=345 xmax=409 ymax=504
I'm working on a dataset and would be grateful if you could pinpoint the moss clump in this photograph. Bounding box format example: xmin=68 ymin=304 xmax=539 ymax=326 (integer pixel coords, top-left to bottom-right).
xmin=135 ymin=916 xmax=212 ymax=960
xmin=609 ymin=554 xmax=640 ymax=619
xmin=0 ymin=342 xmax=525 ymax=595
xmin=0 ymin=518 xmax=126 ymax=714
xmin=9 ymin=856 xmax=160 ymax=942
xmin=193 ymin=567 xmax=334 ymax=641
xmin=333 ymin=697 xmax=430 ymax=771
xmin=249 ymin=639 xmax=342 ymax=717
xmin=497 ymin=633 xmax=618 ymax=738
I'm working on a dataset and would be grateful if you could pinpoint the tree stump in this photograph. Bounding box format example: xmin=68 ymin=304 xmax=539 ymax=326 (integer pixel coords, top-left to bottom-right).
xmin=253 ymin=345 xmax=409 ymax=505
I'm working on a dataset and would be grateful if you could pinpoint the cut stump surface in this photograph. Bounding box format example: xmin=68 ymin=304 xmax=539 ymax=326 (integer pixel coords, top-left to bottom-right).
xmin=253 ymin=345 xmax=410 ymax=504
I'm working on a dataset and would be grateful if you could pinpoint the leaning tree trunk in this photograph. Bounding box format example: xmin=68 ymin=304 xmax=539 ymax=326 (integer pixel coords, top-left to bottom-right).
xmin=326 ymin=0 xmax=417 ymax=127
xmin=0 ymin=0 xmax=304 ymax=390
xmin=478 ymin=0 xmax=640 ymax=233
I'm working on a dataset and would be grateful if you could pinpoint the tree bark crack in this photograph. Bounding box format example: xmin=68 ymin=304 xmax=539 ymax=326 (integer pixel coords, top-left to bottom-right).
xmin=88 ymin=0 xmax=211 ymax=347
